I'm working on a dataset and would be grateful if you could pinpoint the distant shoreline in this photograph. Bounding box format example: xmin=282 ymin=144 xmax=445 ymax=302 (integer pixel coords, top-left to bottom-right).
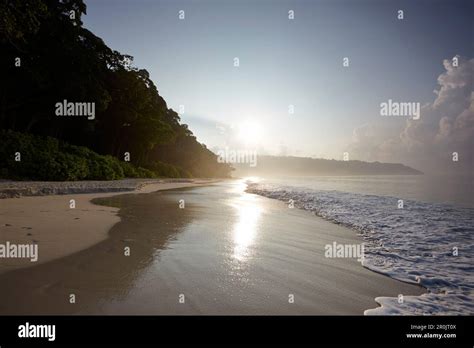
xmin=232 ymin=155 xmax=423 ymax=177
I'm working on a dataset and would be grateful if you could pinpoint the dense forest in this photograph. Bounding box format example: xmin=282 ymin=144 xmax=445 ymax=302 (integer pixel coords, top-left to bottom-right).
xmin=0 ymin=0 xmax=232 ymax=180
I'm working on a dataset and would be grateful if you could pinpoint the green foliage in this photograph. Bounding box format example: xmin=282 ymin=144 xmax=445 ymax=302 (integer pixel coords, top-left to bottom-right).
xmin=0 ymin=130 xmax=89 ymax=180
xmin=0 ymin=130 xmax=200 ymax=180
xmin=0 ymin=129 xmax=128 ymax=180
xmin=0 ymin=0 xmax=48 ymax=46
xmin=118 ymin=161 xmax=139 ymax=178
xmin=146 ymin=161 xmax=181 ymax=178
xmin=134 ymin=167 xmax=157 ymax=178
xmin=117 ymin=161 xmax=157 ymax=178
xmin=86 ymin=154 xmax=121 ymax=181
xmin=176 ymin=167 xmax=193 ymax=179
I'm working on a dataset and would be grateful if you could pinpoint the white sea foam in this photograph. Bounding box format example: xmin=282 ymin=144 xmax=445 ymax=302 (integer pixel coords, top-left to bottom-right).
xmin=246 ymin=181 xmax=474 ymax=315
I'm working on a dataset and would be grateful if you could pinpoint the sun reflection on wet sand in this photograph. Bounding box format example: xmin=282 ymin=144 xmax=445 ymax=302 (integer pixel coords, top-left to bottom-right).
xmin=229 ymin=179 xmax=263 ymax=261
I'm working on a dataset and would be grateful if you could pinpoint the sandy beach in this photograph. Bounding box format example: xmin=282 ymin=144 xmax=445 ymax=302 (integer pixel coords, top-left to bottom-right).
xmin=0 ymin=179 xmax=217 ymax=273
xmin=0 ymin=179 xmax=424 ymax=315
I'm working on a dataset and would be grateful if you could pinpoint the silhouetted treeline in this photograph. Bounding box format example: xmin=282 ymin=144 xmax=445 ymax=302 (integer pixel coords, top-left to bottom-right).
xmin=0 ymin=0 xmax=231 ymax=179
xmin=233 ymin=156 xmax=423 ymax=177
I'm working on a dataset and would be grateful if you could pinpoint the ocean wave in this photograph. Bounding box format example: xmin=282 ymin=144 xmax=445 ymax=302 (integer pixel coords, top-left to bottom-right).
xmin=246 ymin=182 xmax=474 ymax=315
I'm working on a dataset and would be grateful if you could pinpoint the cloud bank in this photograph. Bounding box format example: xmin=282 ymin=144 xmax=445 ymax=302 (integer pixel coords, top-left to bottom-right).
xmin=349 ymin=56 xmax=473 ymax=173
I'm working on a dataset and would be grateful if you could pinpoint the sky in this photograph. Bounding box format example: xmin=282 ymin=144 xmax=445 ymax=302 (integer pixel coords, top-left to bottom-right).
xmin=83 ymin=0 xmax=473 ymax=171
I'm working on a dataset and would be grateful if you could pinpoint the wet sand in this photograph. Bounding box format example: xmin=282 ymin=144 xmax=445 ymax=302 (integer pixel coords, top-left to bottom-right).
xmin=0 ymin=179 xmax=217 ymax=273
xmin=0 ymin=180 xmax=424 ymax=314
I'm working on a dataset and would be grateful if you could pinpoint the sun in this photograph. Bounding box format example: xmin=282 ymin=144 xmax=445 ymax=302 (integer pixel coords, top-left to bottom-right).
xmin=236 ymin=120 xmax=262 ymax=146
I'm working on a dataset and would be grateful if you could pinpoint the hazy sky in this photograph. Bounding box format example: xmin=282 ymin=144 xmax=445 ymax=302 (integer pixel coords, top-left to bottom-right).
xmin=83 ymin=0 xmax=473 ymax=170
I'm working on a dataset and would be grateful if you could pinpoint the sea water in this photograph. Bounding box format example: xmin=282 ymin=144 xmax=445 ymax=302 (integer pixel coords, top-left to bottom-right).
xmin=246 ymin=175 xmax=474 ymax=315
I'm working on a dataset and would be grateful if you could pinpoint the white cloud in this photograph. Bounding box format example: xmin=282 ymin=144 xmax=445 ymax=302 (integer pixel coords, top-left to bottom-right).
xmin=349 ymin=56 xmax=474 ymax=172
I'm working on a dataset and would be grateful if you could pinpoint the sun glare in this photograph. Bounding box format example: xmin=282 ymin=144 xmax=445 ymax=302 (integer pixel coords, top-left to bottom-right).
xmin=237 ymin=121 xmax=262 ymax=146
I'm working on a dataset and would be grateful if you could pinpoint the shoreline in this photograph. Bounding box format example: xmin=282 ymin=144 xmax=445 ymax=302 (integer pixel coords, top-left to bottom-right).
xmin=0 ymin=179 xmax=426 ymax=315
xmin=0 ymin=179 xmax=220 ymax=274
xmin=0 ymin=178 xmax=221 ymax=199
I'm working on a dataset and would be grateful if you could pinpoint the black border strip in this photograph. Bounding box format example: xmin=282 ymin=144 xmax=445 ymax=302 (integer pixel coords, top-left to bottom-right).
xmin=0 ymin=315 xmax=472 ymax=346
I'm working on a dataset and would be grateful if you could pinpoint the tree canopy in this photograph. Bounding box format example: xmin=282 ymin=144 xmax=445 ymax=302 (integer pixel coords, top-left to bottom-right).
xmin=0 ymin=0 xmax=232 ymax=179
